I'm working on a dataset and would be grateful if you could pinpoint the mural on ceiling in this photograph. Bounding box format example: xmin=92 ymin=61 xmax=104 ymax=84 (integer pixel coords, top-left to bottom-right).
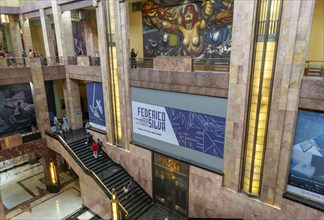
xmin=141 ymin=0 xmax=233 ymax=58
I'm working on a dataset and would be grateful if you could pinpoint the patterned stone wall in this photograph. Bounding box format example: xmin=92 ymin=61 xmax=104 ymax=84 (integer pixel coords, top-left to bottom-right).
xmin=153 ymin=57 xmax=192 ymax=72
xmin=0 ymin=67 xmax=32 ymax=85
xmin=42 ymin=65 xmax=66 ymax=81
xmin=189 ymin=166 xmax=323 ymax=219
xmin=65 ymin=65 xmax=102 ymax=82
xmin=130 ymin=69 xmax=229 ymax=98
xmin=299 ymin=78 xmax=324 ymax=111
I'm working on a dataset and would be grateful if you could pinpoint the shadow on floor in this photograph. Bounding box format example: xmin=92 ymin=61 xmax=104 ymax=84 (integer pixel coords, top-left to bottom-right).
xmin=138 ymin=205 xmax=185 ymax=220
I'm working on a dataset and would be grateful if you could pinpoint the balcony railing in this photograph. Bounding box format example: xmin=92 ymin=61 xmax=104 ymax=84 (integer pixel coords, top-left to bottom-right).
xmin=90 ymin=56 xmax=100 ymax=66
xmin=0 ymin=57 xmax=29 ymax=68
xmin=130 ymin=57 xmax=230 ymax=72
xmin=134 ymin=58 xmax=154 ymax=69
xmin=304 ymin=61 xmax=324 ymax=77
xmin=67 ymin=56 xmax=77 ymax=65
xmin=193 ymin=58 xmax=230 ymax=73
xmin=45 ymin=57 xmax=64 ymax=66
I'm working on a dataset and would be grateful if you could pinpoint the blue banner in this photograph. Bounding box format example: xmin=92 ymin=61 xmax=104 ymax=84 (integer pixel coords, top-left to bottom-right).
xmin=132 ymin=101 xmax=225 ymax=159
xmin=86 ymin=82 xmax=106 ymax=130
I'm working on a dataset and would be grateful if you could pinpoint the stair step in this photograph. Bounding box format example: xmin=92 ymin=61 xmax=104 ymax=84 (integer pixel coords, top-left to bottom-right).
xmin=106 ymin=173 xmax=130 ymax=190
xmin=103 ymin=169 xmax=124 ymax=184
xmin=92 ymin=162 xmax=114 ymax=174
xmin=129 ymin=202 xmax=153 ymax=220
xmin=77 ymin=151 xmax=93 ymax=161
xmin=126 ymin=195 xmax=150 ymax=212
xmin=69 ymin=139 xmax=87 ymax=148
xmin=119 ymin=187 xmax=142 ymax=203
xmin=88 ymin=160 xmax=111 ymax=171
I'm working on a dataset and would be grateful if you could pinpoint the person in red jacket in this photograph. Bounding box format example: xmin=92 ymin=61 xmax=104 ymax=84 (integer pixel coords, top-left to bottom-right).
xmin=91 ymin=141 xmax=99 ymax=159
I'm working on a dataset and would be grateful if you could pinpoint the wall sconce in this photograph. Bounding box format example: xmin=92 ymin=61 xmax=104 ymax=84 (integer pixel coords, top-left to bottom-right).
xmin=111 ymin=188 xmax=119 ymax=220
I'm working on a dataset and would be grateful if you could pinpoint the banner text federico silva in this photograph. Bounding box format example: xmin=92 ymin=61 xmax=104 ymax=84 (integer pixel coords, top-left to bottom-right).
xmin=136 ymin=107 xmax=166 ymax=134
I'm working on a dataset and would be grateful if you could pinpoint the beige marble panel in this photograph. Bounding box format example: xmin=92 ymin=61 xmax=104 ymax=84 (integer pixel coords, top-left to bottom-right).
xmin=77 ymin=56 xmax=90 ymax=66
xmin=154 ymin=57 xmax=192 ymax=72
xmin=189 ymin=166 xmax=323 ymax=219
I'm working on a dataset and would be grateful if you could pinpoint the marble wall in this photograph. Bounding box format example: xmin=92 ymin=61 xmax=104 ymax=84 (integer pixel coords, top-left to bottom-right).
xmin=153 ymin=57 xmax=192 ymax=72
xmin=0 ymin=67 xmax=32 ymax=85
xmin=299 ymin=78 xmax=324 ymax=111
xmin=130 ymin=69 xmax=229 ymax=98
xmin=189 ymin=166 xmax=323 ymax=219
xmin=65 ymin=65 xmax=102 ymax=82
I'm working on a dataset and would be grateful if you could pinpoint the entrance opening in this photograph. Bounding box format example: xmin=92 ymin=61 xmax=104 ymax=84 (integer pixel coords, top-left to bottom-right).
xmin=153 ymin=153 xmax=189 ymax=218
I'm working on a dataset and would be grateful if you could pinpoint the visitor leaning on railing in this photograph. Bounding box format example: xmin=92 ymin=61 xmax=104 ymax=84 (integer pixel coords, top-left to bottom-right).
xmin=0 ymin=57 xmax=30 ymax=68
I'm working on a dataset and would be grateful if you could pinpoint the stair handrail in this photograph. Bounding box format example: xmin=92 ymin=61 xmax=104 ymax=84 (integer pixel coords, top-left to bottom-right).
xmin=46 ymin=131 xmax=129 ymax=218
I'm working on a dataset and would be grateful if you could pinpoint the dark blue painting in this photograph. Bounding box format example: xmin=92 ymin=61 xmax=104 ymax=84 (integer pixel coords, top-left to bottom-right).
xmin=287 ymin=110 xmax=324 ymax=204
xmin=86 ymin=82 xmax=105 ymax=130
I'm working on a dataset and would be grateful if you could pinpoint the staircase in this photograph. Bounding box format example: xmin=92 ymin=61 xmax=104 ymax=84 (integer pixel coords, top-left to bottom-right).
xmin=58 ymin=136 xmax=153 ymax=219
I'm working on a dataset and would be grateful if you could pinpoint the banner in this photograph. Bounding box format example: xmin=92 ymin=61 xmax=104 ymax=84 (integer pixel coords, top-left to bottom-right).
xmin=86 ymin=82 xmax=106 ymax=131
xmin=132 ymin=101 xmax=226 ymax=159
xmin=287 ymin=110 xmax=324 ymax=204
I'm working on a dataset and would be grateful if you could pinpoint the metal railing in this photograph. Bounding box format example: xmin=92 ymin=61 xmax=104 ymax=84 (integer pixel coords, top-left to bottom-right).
xmin=67 ymin=56 xmax=77 ymax=65
xmin=90 ymin=56 xmax=101 ymax=66
xmin=45 ymin=56 xmax=64 ymax=66
xmin=304 ymin=61 xmax=324 ymax=77
xmin=0 ymin=57 xmax=29 ymax=68
xmin=193 ymin=58 xmax=230 ymax=73
xmin=46 ymin=131 xmax=129 ymax=219
xmin=134 ymin=58 xmax=154 ymax=69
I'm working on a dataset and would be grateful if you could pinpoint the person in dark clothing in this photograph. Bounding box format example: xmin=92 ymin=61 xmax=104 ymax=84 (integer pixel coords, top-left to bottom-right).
xmin=130 ymin=48 xmax=138 ymax=69
xmin=97 ymin=139 xmax=103 ymax=157
xmin=86 ymin=132 xmax=93 ymax=146
xmin=22 ymin=50 xmax=27 ymax=67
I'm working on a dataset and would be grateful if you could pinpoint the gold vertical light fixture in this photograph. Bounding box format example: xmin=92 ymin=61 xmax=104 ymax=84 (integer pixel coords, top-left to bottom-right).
xmin=106 ymin=0 xmax=122 ymax=145
xmin=242 ymin=0 xmax=283 ymax=196
xmin=111 ymin=188 xmax=119 ymax=220
xmin=49 ymin=161 xmax=58 ymax=185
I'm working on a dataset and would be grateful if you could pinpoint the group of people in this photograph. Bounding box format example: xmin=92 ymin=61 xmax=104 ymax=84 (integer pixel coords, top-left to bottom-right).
xmin=54 ymin=114 xmax=70 ymax=140
xmin=86 ymin=132 xmax=103 ymax=159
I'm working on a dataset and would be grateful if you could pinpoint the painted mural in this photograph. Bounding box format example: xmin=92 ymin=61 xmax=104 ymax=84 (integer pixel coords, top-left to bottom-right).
xmin=0 ymin=83 xmax=36 ymax=135
xmin=141 ymin=0 xmax=233 ymax=58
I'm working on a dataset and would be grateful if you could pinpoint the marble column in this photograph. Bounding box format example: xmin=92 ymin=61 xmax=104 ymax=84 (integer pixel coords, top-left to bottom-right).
xmin=8 ymin=15 xmax=23 ymax=57
xmin=261 ymin=0 xmax=316 ymax=207
xmin=114 ymin=1 xmax=131 ymax=149
xmin=83 ymin=18 xmax=97 ymax=56
xmin=63 ymin=78 xmax=83 ymax=130
xmin=19 ymin=14 xmax=33 ymax=52
xmin=42 ymin=148 xmax=60 ymax=193
xmin=223 ymin=0 xmax=257 ymax=191
xmin=40 ymin=9 xmax=56 ymax=58
xmin=61 ymin=11 xmax=74 ymax=57
xmin=96 ymin=1 xmax=114 ymax=142
xmin=29 ymin=58 xmax=51 ymax=137
xmin=51 ymin=0 xmax=74 ymax=62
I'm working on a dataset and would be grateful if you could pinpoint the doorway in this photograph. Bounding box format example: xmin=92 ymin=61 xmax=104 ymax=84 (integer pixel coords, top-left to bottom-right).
xmin=153 ymin=153 xmax=189 ymax=218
